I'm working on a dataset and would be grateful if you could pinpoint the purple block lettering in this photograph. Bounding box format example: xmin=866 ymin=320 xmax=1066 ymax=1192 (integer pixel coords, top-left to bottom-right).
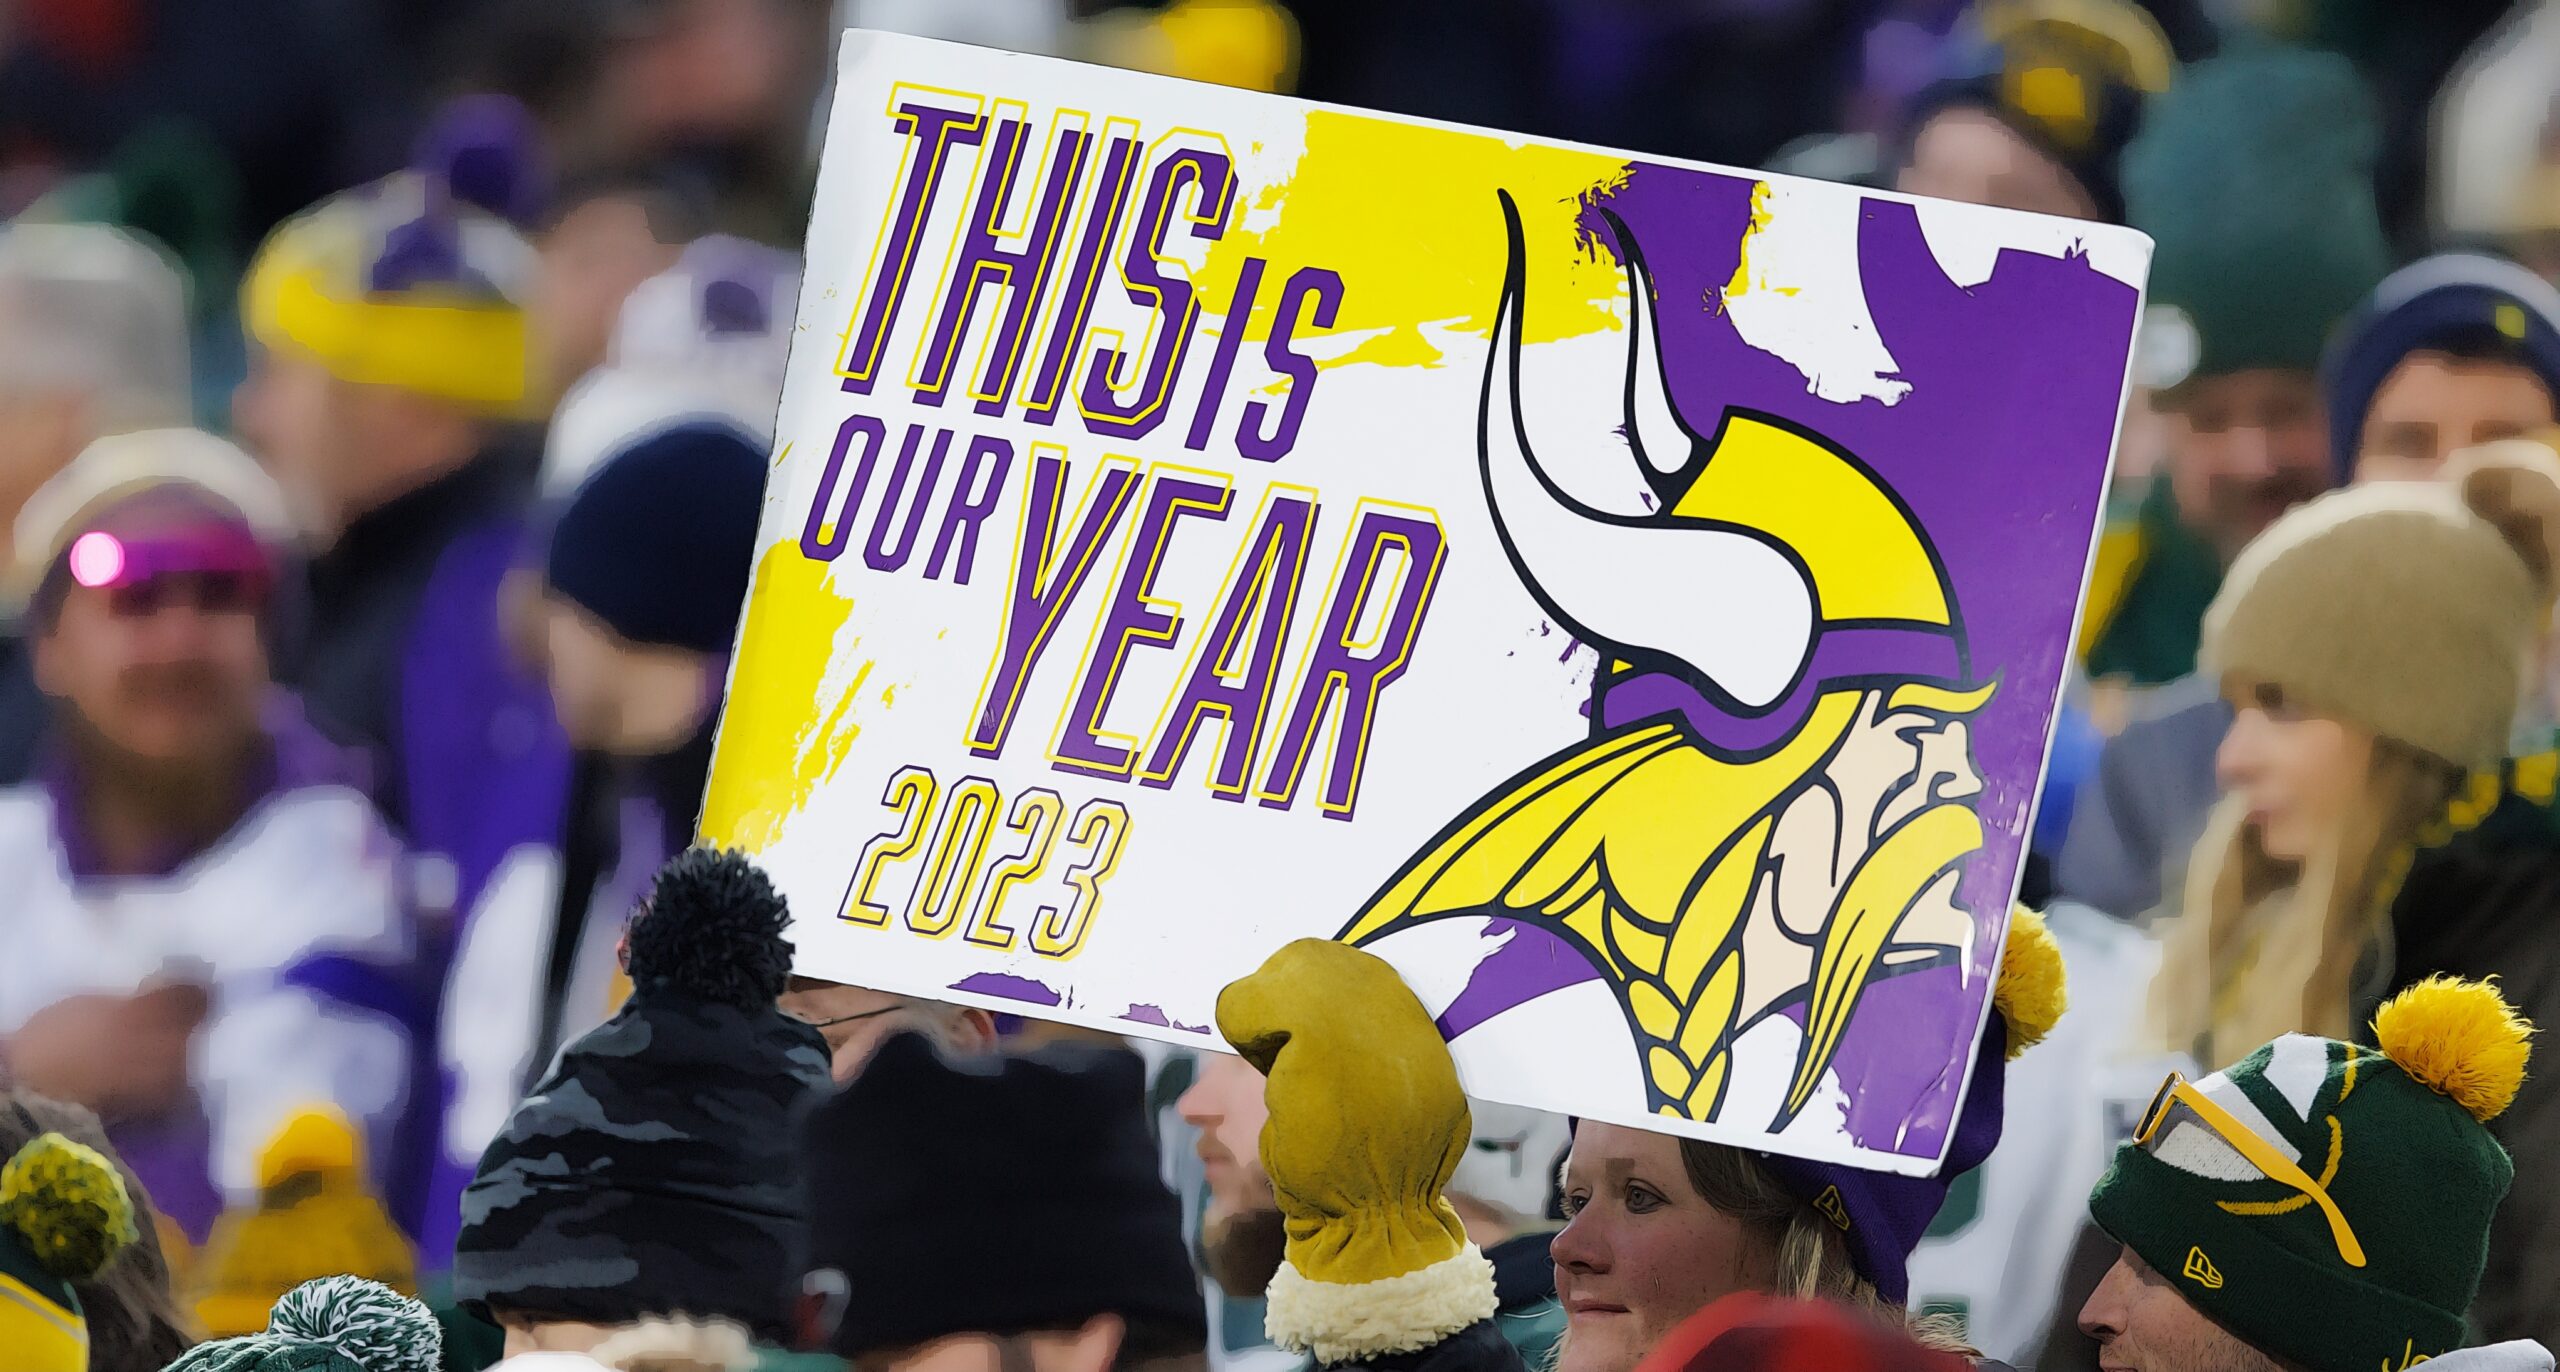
xmin=1258 ymin=508 xmax=1447 ymax=818
xmin=1077 ymin=147 xmax=1236 ymax=439
xmin=914 ymin=119 xmax=1091 ymax=410
xmin=1025 ymin=136 xmax=1140 ymax=427
xmin=798 ymin=412 xmax=890 ymax=562
xmin=1140 ymin=490 xmax=1317 ymax=795
xmin=1053 ymin=473 xmax=1233 ymax=777
xmin=967 ymin=450 xmax=1143 ymax=757
xmin=925 ymin=435 xmax=1015 ymax=585
xmin=862 ymin=424 xmax=954 ymax=572
xmin=841 ymin=98 xmax=985 ymax=395
xmin=1184 ymin=255 xmax=1266 ymax=451
xmin=1239 ymin=266 xmax=1344 ymax=462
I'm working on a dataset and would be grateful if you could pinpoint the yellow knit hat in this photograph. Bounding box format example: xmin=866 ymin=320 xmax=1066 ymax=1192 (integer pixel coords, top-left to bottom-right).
xmin=2201 ymin=440 xmax=2560 ymax=769
xmin=240 ymin=97 xmax=543 ymax=416
xmin=189 ymin=1108 xmax=418 ymax=1339
xmin=0 ymin=1132 xmax=139 ymax=1372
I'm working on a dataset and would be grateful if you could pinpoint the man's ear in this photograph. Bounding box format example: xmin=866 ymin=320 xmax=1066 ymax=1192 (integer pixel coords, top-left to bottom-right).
xmin=955 ymin=1006 xmax=998 ymax=1052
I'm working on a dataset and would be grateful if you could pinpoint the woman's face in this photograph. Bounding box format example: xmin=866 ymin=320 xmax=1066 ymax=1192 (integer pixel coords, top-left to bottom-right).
xmin=2216 ymin=681 xmax=2376 ymax=862
xmin=1549 ymin=1125 xmax=1776 ymax=1372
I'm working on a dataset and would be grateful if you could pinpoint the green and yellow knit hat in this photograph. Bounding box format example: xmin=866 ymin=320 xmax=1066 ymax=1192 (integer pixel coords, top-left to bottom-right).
xmin=0 ymin=1132 xmax=141 ymax=1372
xmin=190 ymin=1108 xmax=419 ymax=1339
xmin=2089 ymin=976 xmax=2534 ymax=1372
xmin=240 ymin=95 xmax=545 ymax=416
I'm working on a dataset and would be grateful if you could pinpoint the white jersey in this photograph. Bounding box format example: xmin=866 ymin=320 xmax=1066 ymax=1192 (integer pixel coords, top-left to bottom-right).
xmin=1904 ymin=902 xmax=2188 ymax=1366
xmin=0 ymin=776 xmax=412 ymax=1200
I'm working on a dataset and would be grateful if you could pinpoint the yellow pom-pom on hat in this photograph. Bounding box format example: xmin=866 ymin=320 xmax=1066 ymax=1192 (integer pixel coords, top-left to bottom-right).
xmin=2372 ymin=974 xmax=2536 ymax=1123
xmin=0 ymin=1132 xmax=139 ymax=1282
xmin=1993 ymin=906 xmax=2068 ymax=1060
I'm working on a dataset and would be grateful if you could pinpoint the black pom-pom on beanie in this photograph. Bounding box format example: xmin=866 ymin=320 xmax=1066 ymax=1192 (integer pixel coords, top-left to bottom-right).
xmin=626 ymin=846 xmax=794 ymax=1008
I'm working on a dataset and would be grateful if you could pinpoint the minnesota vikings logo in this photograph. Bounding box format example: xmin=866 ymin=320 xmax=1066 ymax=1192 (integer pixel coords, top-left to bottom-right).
xmin=1340 ymin=192 xmax=1996 ymax=1128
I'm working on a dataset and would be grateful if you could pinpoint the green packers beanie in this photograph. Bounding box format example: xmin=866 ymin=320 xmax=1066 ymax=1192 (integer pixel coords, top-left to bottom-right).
xmin=2123 ymin=44 xmax=2390 ymax=381
xmin=2200 ymin=441 xmax=2560 ymax=771
xmin=164 ymin=1275 xmax=443 ymax=1372
xmin=2089 ymin=977 xmax=2533 ymax=1372
xmin=0 ymin=1130 xmax=138 ymax=1372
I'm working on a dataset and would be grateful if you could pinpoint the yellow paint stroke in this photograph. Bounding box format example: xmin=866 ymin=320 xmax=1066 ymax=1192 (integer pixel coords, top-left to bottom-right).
xmin=1330 ymin=323 xmax=1446 ymax=370
xmin=1199 ymin=110 xmax=1633 ymax=362
xmin=1723 ymin=181 xmax=1772 ymax=303
xmin=699 ymin=540 xmax=867 ymax=852
xmin=1719 ymin=180 xmax=1799 ymax=306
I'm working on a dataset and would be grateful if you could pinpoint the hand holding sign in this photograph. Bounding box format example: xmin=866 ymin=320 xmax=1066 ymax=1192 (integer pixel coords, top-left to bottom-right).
xmin=1218 ymin=938 xmax=1496 ymax=1361
xmin=712 ymin=30 xmax=2146 ymax=1174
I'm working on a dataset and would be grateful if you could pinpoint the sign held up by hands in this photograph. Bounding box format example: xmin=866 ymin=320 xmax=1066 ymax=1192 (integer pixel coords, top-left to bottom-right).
xmin=702 ymin=30 xmax=2147 ymax=1174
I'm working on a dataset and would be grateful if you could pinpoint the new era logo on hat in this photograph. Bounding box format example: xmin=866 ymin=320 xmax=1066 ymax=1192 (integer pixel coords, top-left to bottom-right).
xmin=1814 ymin=1186 xmax=1853 ymax=1232
xmin=2090 ymin=978 xmax=2531 ymax=1372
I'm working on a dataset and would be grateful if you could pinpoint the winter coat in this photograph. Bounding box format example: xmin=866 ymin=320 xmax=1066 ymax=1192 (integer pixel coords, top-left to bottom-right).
xmin=1485 ymin=1232 xmax=1566 ymax=1370
xmin=2035 ymin=753 xmax=2560 ymax=1366
xmin=0 ymin=694 xmax=415 ymax=1238
xmin=2081 ymin=478 xmax=2224 ymax=688
xmin=1324 ymin=1318 xmax=1523 ymax=1372
xmin=2387 ymin=759 xmax=2560 ymax=1355
xmin=284 ymin=440 xmax=545 ymax=828
xmin=279 ymin=435 xmax=586 ymax=1257
xmin=1299 ymin=1233 xmax=1560 ymax=1372
xmin=0 ymin=631 xmax=40 ymax=785
xmin=2049 ymin=674 xmax=2226 ymax=919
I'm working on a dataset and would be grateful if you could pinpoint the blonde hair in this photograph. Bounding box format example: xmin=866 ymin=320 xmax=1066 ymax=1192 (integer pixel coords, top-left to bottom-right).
xmin=1675 ymin=1142 xmax=1972 ymax=1357
xmin=2147 ymin=736 xmax=2461 ymax=1064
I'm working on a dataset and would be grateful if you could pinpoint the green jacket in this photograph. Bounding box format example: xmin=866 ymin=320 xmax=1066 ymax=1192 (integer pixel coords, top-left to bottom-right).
xmin=2083 ymin=477 xmax=2223 ymax=687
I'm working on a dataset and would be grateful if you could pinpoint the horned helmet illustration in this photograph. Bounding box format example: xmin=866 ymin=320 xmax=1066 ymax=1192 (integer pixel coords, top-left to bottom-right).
xmin=1341 ymin=191 xmax=1998 ymax=1129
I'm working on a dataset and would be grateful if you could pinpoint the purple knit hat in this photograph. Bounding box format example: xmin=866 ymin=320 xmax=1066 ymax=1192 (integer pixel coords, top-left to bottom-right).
xmin=1759 ymin=1011 xmax=2009 ymax=1306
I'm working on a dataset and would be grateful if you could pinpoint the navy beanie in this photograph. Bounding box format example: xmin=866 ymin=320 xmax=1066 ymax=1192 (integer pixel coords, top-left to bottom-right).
xmin=546 ymin=421 xmax=767 ymax=654
xmin=2323 ymin=253 xmax=2560 ymax=481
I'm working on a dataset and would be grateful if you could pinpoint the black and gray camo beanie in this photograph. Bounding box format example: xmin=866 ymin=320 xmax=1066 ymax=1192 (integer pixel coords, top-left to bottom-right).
xmin=450 ymin=848 xmax=831 ymax=1339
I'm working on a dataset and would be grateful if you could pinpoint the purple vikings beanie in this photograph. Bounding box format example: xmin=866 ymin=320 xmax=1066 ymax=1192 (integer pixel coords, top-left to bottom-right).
xmin=1759 ymin=907 xmax=2061 ymax=1304
xmin=1760 ymin=1017 xmax=2009 ymax=1304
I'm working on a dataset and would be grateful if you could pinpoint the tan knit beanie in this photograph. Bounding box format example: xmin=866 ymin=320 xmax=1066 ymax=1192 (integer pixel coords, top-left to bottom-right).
xmin=2200 ymin=440 xmax=2560 ymax=770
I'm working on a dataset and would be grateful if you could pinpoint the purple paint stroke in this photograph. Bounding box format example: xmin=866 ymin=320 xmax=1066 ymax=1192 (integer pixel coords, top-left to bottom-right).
xmin=1598 ymin=628 xmax=1964 ymax=754
xmin=1564 ymin=169 xmax=2135 ymax=1158
xmin=951 ymin=971 xmax=1063 ymax=1007
xmin=1821 ymin=964 xmax=1976 ymax=1152
xmin=1122 ymin=1004 xmax=1212 ymax=1034
xmin=1437 ymin=918 xmax=1603 ymax=1039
